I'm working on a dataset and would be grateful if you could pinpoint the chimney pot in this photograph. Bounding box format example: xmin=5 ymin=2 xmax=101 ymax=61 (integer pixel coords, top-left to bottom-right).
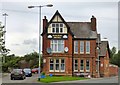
xmin=44 ymin=16 xmax=46 ymax=19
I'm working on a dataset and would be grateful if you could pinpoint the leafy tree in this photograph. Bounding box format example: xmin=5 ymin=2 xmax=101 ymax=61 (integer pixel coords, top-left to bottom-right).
xmin=110 ymin=47 xmax=116 ymax=58
xmin=110 ymin=47 xmax=120 ymax=67
xmin=0 ymin=22 xmax=10 ymax=63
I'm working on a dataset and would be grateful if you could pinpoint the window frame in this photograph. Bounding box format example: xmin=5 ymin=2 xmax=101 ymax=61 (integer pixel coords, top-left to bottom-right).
xmin=51 ymin=23 xmax=64 ymax=33
xmin=74 ymin=59 xmax=78 ymax=72
xmin=80 ymin=41 xmax=84 ymax=54
xmin=74 ymin=41 xmax=78 ymax=54
xmin=86 ymin=59 xmax=90 ymax=72
xmin=55 ymin=59 xmax=60 ymax=72
xmin=80 ymin=59 xmax=84 ymax=72
xmin=49 ymin=58 xmax=65 ymax=72
xmin=60 ymin=59 xmax=65 ymax=72
xmin=51 ymin=40 xmax=64 ymax=53
xmin=49 ymin=59 xmax=54 ymax=72
xmin=86 ymin=41 xmax=90 ymax=54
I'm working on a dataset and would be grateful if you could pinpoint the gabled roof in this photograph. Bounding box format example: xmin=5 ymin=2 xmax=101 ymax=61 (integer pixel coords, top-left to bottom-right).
xmin=67 ymin=22 xmax=97 ymax=39
xmin=42 ymin=10 xmax=74 ymax=36
xmin=99 ymin=41 xmax=110 ymax=57
xmin=47 ymin=10 xmax=70 ymax=28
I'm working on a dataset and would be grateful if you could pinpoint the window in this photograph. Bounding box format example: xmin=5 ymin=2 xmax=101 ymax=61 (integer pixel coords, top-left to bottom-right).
xmin=50 ymin=59 xmax=54 ymax=72
xmin=49 ymin=59 xmax=65 ymax=72
xmin=52 ymin=23 xmax=64 ymax=33
xmin=55 ymin=59 xmax=59 ymax=72
xmin=80 ymin=60 xmax=84 ymax=72
xmin=80 ymin=41 xmax=84 ymax=54
xmin=86 ymin=60 xmax=90 ymax=72
xmin=74 ymin=41 xmax=78 ymax=53
xmin=74 ymin=59 xmax=78 ymax=72
xmin=51 ymin=40 xmax=64 ymax=52
xmin=61 ymin=59 xmax=65 ymax=72
xmin=86 ymin=41 xmax=90 ymax=53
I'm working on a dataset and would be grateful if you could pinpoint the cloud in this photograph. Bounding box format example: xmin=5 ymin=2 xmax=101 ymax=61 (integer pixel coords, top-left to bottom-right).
xmin=11 ymin=43 xmax=20 ymax=46
xmin=23 ymin=38 xmax=37 ymax=45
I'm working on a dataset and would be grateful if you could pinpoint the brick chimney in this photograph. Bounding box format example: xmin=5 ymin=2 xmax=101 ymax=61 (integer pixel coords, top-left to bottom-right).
xmin=43 ymin=16 xmax=48 ymax=32
xmin=91 ymin=15 xmax=96 ymax=31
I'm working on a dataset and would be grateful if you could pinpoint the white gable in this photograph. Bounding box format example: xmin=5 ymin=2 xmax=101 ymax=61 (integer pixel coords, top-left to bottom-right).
xmin=52 ymin=15 xmax=63 ymax=22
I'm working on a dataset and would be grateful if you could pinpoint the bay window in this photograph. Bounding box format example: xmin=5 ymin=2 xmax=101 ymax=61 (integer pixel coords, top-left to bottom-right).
xmin=49 ymin=58 xmax=65 ymax=72
xmin=51 ymin=40 xmax=64 ymax=52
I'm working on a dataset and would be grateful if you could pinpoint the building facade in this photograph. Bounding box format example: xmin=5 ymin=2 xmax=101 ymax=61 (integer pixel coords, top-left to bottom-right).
xmin=42 ymin=10 xmax=110 ymax=78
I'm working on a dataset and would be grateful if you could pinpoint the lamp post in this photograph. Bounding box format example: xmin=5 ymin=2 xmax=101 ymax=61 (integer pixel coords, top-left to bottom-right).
xmin=96 ymin=36 xmax=100 ymax=78
xmin=28 ymin=4 xmax=53 ymax=81
xmin=2 ymin=13 xmax=8 ymax=63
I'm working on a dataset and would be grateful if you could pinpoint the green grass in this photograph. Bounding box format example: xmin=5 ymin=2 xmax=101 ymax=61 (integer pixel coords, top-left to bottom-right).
xmin=39 ymin=76 xmax=88 ymax=83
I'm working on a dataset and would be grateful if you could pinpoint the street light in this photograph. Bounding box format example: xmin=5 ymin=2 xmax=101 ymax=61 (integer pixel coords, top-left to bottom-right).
xmin=2 ymin=13 xmax=8 ymax=63
xmin=28 ymin=4 xmax=53 ymax=81
xmin=96 ymin=35 xmax=101 ymax=78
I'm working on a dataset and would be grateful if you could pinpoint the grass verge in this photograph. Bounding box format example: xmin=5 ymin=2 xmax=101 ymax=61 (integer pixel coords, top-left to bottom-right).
xmin=39 ymin=76 xmax=88 ymax=83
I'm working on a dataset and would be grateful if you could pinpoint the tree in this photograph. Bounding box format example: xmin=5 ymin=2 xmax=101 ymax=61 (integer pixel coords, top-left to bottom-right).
xmin=0 ymin=22 xmax=10 ymax=63
xmin=110 ymin=46 xmax=120 ymax=67
xmin=110 ymin=47 xmax=116 ymax=58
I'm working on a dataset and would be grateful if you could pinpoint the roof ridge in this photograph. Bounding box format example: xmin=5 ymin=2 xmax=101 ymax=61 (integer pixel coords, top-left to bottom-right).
xmin=67 ymin=22 xmax=91 ymax=23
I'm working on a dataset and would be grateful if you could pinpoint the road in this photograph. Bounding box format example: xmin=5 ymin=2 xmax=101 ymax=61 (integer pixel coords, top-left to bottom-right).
xmin=2 ymin=73 xmax=39 ymax=83
xmin=1 ymin=73 xmax=119 ymax=84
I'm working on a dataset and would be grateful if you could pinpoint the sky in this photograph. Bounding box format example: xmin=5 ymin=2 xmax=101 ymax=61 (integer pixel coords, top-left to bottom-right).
xmin=0 ymin=0 xmax=119 ymax=56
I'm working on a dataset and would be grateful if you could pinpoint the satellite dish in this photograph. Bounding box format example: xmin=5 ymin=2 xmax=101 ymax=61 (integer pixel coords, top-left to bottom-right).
xmin=47 ymin=48 xmax=52 ymax=54
xmin=64 ymin=47 xmax=68 ymax=52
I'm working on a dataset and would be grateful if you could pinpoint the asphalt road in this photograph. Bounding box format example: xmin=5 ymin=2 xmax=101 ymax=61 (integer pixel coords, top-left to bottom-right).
xmin=2 ymin=73 xmax=39 ymax=83
xmin=1 ymin=73 xmax=119 ymax=84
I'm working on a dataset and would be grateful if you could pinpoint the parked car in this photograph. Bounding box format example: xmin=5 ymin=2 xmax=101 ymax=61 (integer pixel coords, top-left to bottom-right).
xmin=32 ymin=68 xmax=38 ymax=74
xmin=10 ymin=69 xmax=26 ymax=80
xmin=23 ymin=68 xmax=32 ymax=77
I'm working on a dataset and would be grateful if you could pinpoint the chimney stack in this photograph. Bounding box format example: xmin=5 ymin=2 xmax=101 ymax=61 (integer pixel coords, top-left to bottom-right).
xmin=91 ymin=15 xmax=96 ymax=31
xmin=43 ymin=16 xmax=48 ymax=32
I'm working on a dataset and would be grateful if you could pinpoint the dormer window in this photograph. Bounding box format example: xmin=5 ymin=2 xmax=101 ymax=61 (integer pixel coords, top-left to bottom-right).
xmin=52 ymin=23 xmax=64 ymax=33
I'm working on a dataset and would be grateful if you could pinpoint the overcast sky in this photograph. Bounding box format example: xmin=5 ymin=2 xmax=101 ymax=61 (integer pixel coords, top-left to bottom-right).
xmin=0 ymin=0 xmax=119 ymax=56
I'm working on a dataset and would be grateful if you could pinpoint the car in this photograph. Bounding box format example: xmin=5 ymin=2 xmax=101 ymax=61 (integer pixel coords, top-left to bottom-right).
xmin=32 ymin=68 xmax=38 ymax=74
xmin=10 ymin=69 xmax=26 ymax=80
xmin=23 ymin=68 xmax=32 ymax=77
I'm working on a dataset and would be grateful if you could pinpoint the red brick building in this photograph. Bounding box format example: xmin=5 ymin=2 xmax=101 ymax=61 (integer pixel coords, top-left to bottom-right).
xmin=42 ymin=10 xmax=111 ymax=78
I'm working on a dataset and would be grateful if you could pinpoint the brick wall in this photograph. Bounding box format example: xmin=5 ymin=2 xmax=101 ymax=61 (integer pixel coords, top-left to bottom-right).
xmin=109 ymin=64 xmax=118 ymax=76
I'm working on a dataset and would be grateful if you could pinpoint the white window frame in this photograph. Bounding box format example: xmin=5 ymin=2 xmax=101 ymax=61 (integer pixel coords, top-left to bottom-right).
xmin=51 ymin=40 xmax=64 ymax=53
xmin=51 ymin=23 xmax=64 ymax=33
xmin=55 ymin=59 xmax=59 ymax=72
xmin=49 ymin=58 xmax=65 ymax=72
xmin=74 ymin=59 xmax=78 ymax=72
xmin=60 ymin=59 xmax=65 ymax=72
xmin=49 ymin=59 xmax=54 ymax=72
xmin=74 ymin=41 xmax=78 ymax=54
xmin=86 ymin=41 xmax=90 ymax=54
xmin=80 ymin=41 xmax=84 ymax=54
xmin=80 ymin=60 xmax=84 ymax=72
xmin=86 ymin=59 xmax=90 ymax=72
